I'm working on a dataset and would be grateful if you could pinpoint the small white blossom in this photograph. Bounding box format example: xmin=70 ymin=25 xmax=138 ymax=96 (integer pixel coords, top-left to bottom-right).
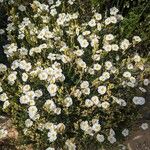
xmin=80 ymin=81 xmax=89 ymax=89
xmin=85 ymin=99 xmax=94 ymax=107
xmin=143 ymin=79 xmax=149 ymax=86
xmin=132 ymin=97 xmax=145 ymax=105
xmin=101 ymin=101 xmax=110 ymax=109
xmin=123 ymin=71 xmax=131 ymax=78
xmin=28 ymin=106 xmax=38 ymax=119
xmin=64 ymin=97 xmax=73 ymax=107
xmin=122 ymin=129 xmax=129 ymax=137
xmin=88 ymin=19 xmax=96 ymax=27
xmin=96 ymin=134 xmax=105 ymax=142
xmin=110 ymin=7 xmax=119 ymax=15
xmin=98 ymin=86 xmax=107 ymax=95
xmin=47 ymin=84 xmax=58 ymax=96
xmin=107 ymin=135 xmax=116 ymax=144
xmin=140 ymin=123 xmax=149 ymax=130
xmin=25 ymin=119 xmax=33 ymax=127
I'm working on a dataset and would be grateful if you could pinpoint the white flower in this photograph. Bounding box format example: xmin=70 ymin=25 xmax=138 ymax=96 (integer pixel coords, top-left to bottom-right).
xmin=110 ymin=7 xmax=119 ymax=15
xmin=120 ymin=39 xmax=130 ymax=50
xmin=64 ymin=97 xmax=73 ymax=107
xmin=20 ymin=95 xmax=30 ymax=104
xmin=38 ymin=71 xmax=48 ymax=80
xmin=25 ymin=63 xmax=32 ymax=72
xmin=133 ymin=36 xmax=141 ymax=43
xmin=111 ymin=44 xmax=119 ymax=51
xmin=91 ymin=37 xmax=99 ymax=47
xmin=127 ymin=82 xmax=135 ymax=88
xmin=68 ymin=0 xmax=75 ymax=5
xmin=91 ymin=96 xmax=100 ymax=105
xmin=105 ymin=61 xmax=113 ymax=70
xmin=110 ymin=128 xmax=115 ymax=136
xmin=93 ymin=64 xmax=101 ymax=71
xmin=88 ymin=68 xmax=95 ymax=75
xmin=140 ymin=123 xmax=149 ymax=130
xmin=18 ymin=5 xmax=26 ymax=11
xmin=11 ymin=60 xmax=19 ymax=70
xmin=48 ymin=130 xmax=57 ymax=142
xmin=80 ymin=81 xmax=89 ymax=89
xmin=105 ymin=18 xmax=111 ymax=25
xmin=122 ymin=129 xmax=129 ymax=137
xmin=3 ymin=101 xmax=10 ymax=109
xmin=107 ymin=135 xmax=116 ymax=144
xmin=97 ymin=23 xmax=102 ymax=31
xmin=80 ymin=121 xmax=89 ymax=131
xmin=105 ymin=34 xmax=114 ymax=41
xmin=123 ymin=71 xmax=131 ymax=78
xmin=118 ymin=99 xmax=127 ymax=106
xmin=6 ymin=43 xmax=17 ymax=56
xmin=101 ymin=101 xmax=110 ymax=109
xmin=94 ymin=13 xmax=102 ymax=20
xmin=0 ymin=64 xmax=7 ymax=72
xmin=35 ymin=90 xmax=43 ymax=98
xmin=44 ymin=99 xmax=56 ymax=110
xmin=53 ymin=107 xmax=61 ymax=115
xmin=98 ymin=86 xmax=107 ymax=95
xmin=0 ymin=29 xmax=5 ymax=34
xmin=129 ymin=77 xmax=136 ymax=83
xmin=85 ymin=99 xmax=94 ymax=107
xmin=103 ymin=44 xmax=112 ymax=52
xmin=132 ymin=96 xmax=145 ymax=105
xmin=102 ymin=72 xmax=110 ymax=80
xmin=0 ymin=93 xmax=8 ymax=102
xmin=8 ymin=72 xmax=17 ymax=83
xmin=82 ymin=88 xmax=90 ymax=95
xmin=143 ymin=79 xmax=149 ymax=86
xmin=133 ymin=54 xmax=141 ymax=62
xmin=50 ymin=9 xmax=57 ymax=16
xmin=65 ymin=139 xmax=76 ymax=150
xmin=22 ymin=73 xmax=28 ymax=82
xmin=22 ymin=85 xmax=31 ymax=93
xmin=88 ymin=19 xmax=96 ymax=27
xmin=96 ymin=134 xmax=105 ymax=142
xmin=139 ymin=87 xmax=146 ymax=93
xmin=29 ymin=100 xmax=35 ymax=106
xmin=48 ymin=0 xmax=54 ymax=5
xmin=26 ymin=91 xmax=35 ymax=100
xmin=99 ymin=76 xmax=106 ymax=81
xmin=110 ymin=16 xmax=117 ymax=24
xmin=92 ymin=123 xmax=101 ymax=132
xmin=47 ymin=84 xmax=58 ymax=96
xmin=76 ymin=58 xmax=87 ymax=68
xmin=80 ymin=39 xmax=89 ymax=48
xmin=25 ymin=119 xmax=33 ymax=127
xmin=92 ymin=54 xmax=100 ymax=61
xmin=45 ymin=122 xmax=55 ymax=130
xmin=28 ymin=106 xmax=38 ymax=119
xmin=74 ymin=49 xmax=84 ymax=56
xmin=73 ymin=89 xmax=82 ymax=98
xmin=127 ymin=64 xmax=133 ymax=70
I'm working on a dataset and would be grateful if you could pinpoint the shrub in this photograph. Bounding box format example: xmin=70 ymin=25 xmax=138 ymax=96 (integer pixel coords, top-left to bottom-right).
xmin=0 ymin=0 xmax=149 ymax=149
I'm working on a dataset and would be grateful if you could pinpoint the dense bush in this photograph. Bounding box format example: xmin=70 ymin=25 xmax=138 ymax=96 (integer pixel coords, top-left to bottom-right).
xmin=0 ymin=0 xmax=149 ymax=150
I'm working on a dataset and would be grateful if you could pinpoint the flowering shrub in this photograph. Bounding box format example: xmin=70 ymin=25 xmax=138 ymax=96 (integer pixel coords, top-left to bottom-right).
xmin=0 ymin=0 xmax=149 ymax=149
